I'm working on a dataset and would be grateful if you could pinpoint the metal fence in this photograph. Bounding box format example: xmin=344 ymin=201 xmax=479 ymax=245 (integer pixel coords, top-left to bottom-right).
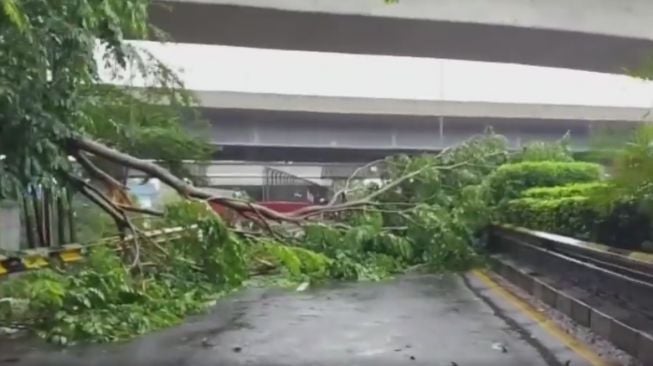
xmin=18 ymin=185 xmax=76 ymax=250
xmin=262 ymin=167 xmax=330 ymax=203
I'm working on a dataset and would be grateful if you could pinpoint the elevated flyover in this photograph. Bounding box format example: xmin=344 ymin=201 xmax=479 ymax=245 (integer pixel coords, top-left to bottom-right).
xmin=192 ymin=90 xmax=650 ymax=162
xmin=151 ymin=0 xmax=653 ymax=73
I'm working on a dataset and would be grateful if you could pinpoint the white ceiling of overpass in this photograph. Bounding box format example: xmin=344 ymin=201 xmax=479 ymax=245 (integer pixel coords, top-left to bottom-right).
xmin=103 ymin=41 xmax=653 ymax=109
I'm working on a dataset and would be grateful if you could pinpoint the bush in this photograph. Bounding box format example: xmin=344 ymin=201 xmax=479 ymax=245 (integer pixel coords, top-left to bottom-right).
xmin=500 ymin=185 xmax=651 ymax=249
xmin=487 ymin=161 xmax=603 ymax=203
xmin=511 ymin=139 xmax=573 ymax=163
xmin=0 ymin=201 xmax=247 ymax=345
xmin=591 ymin=199 xmax=652 ymax=250
xmin=521 ymin=182 xmax=609 ymax=199
xmin=500 ymin=197 xmax=598 ymax=240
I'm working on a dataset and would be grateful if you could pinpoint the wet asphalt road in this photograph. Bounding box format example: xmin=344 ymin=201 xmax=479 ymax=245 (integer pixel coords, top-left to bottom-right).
xmin=1 ymin=274 xmax=590 ymax=366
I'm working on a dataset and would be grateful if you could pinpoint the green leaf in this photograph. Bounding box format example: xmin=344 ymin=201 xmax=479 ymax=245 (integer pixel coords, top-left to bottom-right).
xmin=2 ymin=0 xmax=25 ymax=30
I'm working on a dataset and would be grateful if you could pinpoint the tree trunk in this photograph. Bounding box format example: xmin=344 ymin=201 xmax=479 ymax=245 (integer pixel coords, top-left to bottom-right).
xmin=57 ymin=190 xmax=67 ymax=245
xmin=66 ymin=188 xmax=76 ymax=243
xmin=31 ymin=185 xmax=46 ymax=247
xmin=43 ymin=187 xmax=52 ymax=246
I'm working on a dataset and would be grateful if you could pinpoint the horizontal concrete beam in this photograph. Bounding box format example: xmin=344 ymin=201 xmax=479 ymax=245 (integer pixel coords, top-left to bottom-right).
xmin=151 ymin=0 xmax=653 ymax=73
xmin=211 ymin=146 xmax=429 ymax=163
xmin=185 ymin=91 xmax=645 ymax=155
xmin=195 ymin=91 xmax=652 ymax=122
xmin=199 ymin=108 xmax=607 ymax=152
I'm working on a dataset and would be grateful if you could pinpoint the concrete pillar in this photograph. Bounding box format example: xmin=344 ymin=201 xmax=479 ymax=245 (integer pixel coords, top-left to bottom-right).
xmin=0 ymin=200 xmax=21 ymax=251
xmin=439 ymin=116 xmax=445 ymax=148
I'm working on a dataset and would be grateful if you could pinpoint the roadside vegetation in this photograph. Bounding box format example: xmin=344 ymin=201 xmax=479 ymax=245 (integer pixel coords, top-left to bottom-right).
xmin=498 ymin=126 xmax=653 ymax=250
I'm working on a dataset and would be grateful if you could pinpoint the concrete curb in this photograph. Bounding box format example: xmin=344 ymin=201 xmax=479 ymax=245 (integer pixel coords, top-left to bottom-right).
xmin=492 ymin=225 xmax=653 ymax=273
xmin=490 ymin=258 xmax=653 ymax=364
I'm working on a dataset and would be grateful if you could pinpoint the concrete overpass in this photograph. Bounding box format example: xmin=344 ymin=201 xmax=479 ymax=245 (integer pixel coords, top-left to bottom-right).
xmin=151 ymin=0 xmax=653 ymax=73
xmin=191 ymin=90 xmax=650 ymax=162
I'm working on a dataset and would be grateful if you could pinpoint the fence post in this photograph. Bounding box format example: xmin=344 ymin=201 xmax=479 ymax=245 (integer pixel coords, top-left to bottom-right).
xmin=66 ymin=188 xmax=76 ymax=243
xmin=57 ymin=190 xmax=67 ymax=245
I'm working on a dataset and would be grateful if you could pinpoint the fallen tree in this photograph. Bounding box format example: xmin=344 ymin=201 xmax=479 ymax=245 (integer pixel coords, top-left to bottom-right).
xmin=0 ymin=130 xmax=522 ymax=344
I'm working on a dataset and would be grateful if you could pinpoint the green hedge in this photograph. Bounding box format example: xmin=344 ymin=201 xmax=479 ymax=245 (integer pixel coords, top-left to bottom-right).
xmin=500 ymin=196 xmax=598 ymax=240
xmin=511 ymin=140 xmax=573 ymax=163
xmin=487 ymin=161 xmax=603 ymax=203
xmin=500 ymin=186 xmax=651 ymax=250
xmin=521 ymin=182 xmax=608 ymax=200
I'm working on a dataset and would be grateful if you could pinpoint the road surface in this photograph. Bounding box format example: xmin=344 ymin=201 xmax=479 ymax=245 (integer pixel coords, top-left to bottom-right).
xmin=1 ymin=273 xmax=596 ymax=366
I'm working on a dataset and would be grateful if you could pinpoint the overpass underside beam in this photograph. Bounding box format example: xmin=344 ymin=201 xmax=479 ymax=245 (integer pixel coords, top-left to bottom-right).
xmin=203 ymin=108 xmax=636 ymax=156
xmin=150 ymin=0 xmax=653 ymax=73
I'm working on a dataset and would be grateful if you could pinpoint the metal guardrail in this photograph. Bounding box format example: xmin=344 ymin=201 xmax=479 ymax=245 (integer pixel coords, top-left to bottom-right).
xmin=0 ymin=227 xmax=188 ymax=277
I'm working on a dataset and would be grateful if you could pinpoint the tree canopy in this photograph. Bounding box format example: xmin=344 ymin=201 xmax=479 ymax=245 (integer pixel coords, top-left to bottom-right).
xmin=0 ymin=0 xmax=210 ymax=199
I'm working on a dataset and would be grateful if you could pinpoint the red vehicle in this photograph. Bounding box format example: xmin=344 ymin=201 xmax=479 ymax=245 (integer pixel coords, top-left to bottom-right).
xmin=210 ymin=166 xmax=327 ymax=223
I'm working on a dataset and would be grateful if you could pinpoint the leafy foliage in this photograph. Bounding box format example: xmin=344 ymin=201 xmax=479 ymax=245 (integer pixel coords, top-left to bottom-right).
xmin=491 ymin=125 xmax=653 ymax=250
xmin=521 ymin=182 xmax=609 ymax=199
xmin=499 ymin=179 xmax=652 ymax=249
xmin=0 ymin=202 xmax=246 ymax=344
xmin=243 ymin=133 xmax=510 ymax=284
xmin=406 ymin=204 xmax=481 ymax=270
xmin=258 ymin=241 xmax=332 ymax=281
xmin=500 ymin=196 xmax=597 ymax=239
xmin=594 ymin=125 xmax=653 ymax=212
xmin=486 ymin=161 xmax=603 ymax=203
xmin=375 ymin=131 xmax=509 ymax=269
xmin=298 ymin=220 xmax=409 ymax=281
xmin=0 ymin=0 xmax=211 ymax=197
xmin=511 ymin=135 xmax=573 ymax=163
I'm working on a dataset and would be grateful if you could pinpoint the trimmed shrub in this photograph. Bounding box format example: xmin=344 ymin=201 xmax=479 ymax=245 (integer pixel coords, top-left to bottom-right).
xmin=521 ymin=182 xmax=609 ymax=200
xmin=487 ymin=161 xmax=603 ymax=203
xmin=500 ymin=197 xmax=598 ymax=240
xmin=500 ymin=185 xmax=651 ymax=250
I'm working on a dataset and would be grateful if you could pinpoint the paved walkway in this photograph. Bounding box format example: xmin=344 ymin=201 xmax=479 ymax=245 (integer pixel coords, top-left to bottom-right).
xmin=1 ymin=274 xmax=594 ymax=366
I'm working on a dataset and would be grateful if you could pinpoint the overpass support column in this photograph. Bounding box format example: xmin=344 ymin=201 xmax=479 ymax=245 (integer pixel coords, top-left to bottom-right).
xmin=391 ymin=127 xmax=398 ymax=148
xmin=439 ymin=117 xmax=445 ymax=148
